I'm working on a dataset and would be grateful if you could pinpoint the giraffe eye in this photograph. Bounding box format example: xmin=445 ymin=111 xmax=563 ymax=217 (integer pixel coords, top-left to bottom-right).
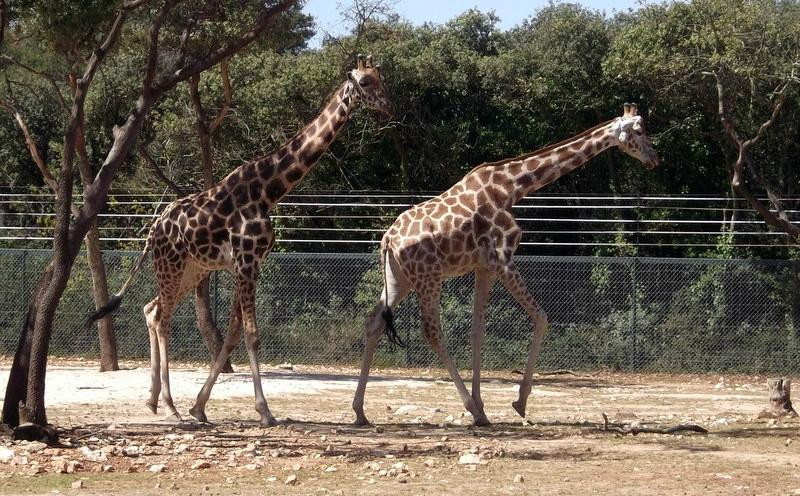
xmin=359 ymin=77 xmax=371 ymax=88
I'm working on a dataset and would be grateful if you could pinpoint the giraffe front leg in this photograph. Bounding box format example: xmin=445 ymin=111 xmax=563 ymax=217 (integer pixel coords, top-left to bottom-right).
xmin=497 ymin=264 xmax=548 ymax=419
xmin=156 ymin=311 xmax=181 ymax=422
xmin=470 ymin=270 xmax=493 ymax=419
xmin=237 ymin=275 xmax=276 ymax=427
xmin=190 ymin=287 xmax=243 ymax=423
xmin=419 ymin=286 xmax=490 ymax=427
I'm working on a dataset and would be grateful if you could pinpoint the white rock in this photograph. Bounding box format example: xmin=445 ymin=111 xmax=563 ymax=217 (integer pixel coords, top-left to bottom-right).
xmin=79 ymin=447 xmax=107 ymax=463
xmin=394 ymin=405 xmax=423 ymax=415
xmin=71 ymin=480 xmax=83 ymax=489
xmin=285 ymin=474 xmax=299 ymax=485
xmin=514 ymin=474 xmax=524 ymax=483
xmin=458 ymin=453 xmax=483 ymax=465
xmin=148 ymin=464 xmax=166 ymax=473
xmin=0 ymin=447 xmax=15 ymax=463
xmin=278 ymin=363 xmax=294 ymax=371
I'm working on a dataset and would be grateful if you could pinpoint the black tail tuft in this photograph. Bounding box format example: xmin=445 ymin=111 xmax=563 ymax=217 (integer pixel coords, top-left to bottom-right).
xmin=85 ymin=295 xmax=123 ymax=331
xmin=381 ymin=308 xmax=406 ymax=348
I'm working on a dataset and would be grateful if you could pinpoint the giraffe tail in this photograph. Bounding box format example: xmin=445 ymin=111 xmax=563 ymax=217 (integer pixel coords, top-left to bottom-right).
xmin=380 ymin=246 xmax=406 ymax=348
xmin=84 ymin=224 xmax=155 ymax=330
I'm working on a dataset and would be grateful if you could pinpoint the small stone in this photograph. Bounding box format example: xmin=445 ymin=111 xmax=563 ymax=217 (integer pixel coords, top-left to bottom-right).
xmin=458 ymin=453 xmax=483 ymax=465
xmin=148 ymin=464 xmax=166 ymax=473
xmin=191 ymin=461 xmax=211 ymax=470
xmin=324 ymin=466 xmax=337 ymax=473
xmin=374 ymin=426 xmax=384 ymax=433
xmin=285 ymin=474 xmax=299 ymax=486
xmin=423 ymin=459 xmax=435 ymax=468
xmin=514 ymin=474 xmax=524 ymax=483
xmin=266 ymin=476 xmax=278 ymax=482
xmin=71 ymin=480 xmax=83 ymax=489
xmin=440 ymin=436 xmax=449 ymax=442
xmin=445 ymin=415 xmax=455 ymax=423
xmin=278 ymin=363 xmax=294 ymax=371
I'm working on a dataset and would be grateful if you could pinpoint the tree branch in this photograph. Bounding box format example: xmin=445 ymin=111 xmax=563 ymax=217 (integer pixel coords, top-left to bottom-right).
xmin=1 ymin=55 xmax=69 ymax=113
xmin=0 ymin=99 xmax=58 ymax=191
xmin=154 ymin=0 xmax=297 ymax=94
xmin=138 ymin=143 xmax=186 ymax=196
xmin=208 ymin=59 xmax=232 ymax=134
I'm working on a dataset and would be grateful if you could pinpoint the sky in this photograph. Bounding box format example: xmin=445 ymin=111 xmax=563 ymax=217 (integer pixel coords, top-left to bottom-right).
xmin=303 ymin=0 xmax=647 ymax=46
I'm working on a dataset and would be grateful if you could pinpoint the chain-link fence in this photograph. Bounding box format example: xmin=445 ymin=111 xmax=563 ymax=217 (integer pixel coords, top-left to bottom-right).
xmin=0 ymin=249 xmax=798 ymax=373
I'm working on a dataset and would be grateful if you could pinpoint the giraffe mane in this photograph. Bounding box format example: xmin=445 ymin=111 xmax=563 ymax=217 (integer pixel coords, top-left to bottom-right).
xmin=465 ymin=118 xmax=616 ymax=175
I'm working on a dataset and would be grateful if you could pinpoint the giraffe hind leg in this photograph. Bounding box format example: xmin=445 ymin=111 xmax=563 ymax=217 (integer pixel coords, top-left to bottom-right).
xmin=352 ymin=254 xmax=411 ymax=426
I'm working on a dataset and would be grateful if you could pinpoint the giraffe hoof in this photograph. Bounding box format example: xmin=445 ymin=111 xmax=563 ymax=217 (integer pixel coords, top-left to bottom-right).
xmin=260 ymin=416 xmax=278 ymax=428
xmin=162 ymin=412 xmax=182 ymax=422
xmin=353 ymin=417 xmax=371 ymax=427
xmin=511 ymin=400 xmax=526 ymax=418
xmin=145 ymin=401 xmax=158 ymax=415
xmin=473 ymin=416 xmax=491 ymax=427
xmin=188 ymin=406 xmax=208 ymax=423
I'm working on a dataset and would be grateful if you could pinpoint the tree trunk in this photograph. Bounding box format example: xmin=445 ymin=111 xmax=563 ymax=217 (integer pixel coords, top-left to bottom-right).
xmin=74 ymin=108 xmax=119 ymax=372
xmin=758 ymin=378 xmax=798 ymax=418
xmin=85 ymin=222 xmax=119 ymax=371
xmin=1 ymin=263 xmax=52 ymax=427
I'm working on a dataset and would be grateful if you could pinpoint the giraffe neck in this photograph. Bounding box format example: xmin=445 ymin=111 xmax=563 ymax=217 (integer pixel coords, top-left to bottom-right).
xmin=221 ymin=80 xmax=358 ymax=208
xmin=462 ymin=120 xmax=617 ymax=207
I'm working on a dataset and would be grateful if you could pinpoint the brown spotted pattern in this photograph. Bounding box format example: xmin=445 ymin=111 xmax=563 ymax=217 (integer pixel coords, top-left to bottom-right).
xmin=136 ymin=57 xmax=391 ymax=426
xmin=352 ymin=104 xmax=659 ymax=427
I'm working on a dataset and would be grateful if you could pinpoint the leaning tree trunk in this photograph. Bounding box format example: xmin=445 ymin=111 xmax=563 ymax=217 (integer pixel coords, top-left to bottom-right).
xmin=1 ymin=263 xmax=52 ymax=427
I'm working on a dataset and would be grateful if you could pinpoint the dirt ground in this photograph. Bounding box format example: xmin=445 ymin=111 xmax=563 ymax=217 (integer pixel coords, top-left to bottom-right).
xmin=0 ymin=361 xmax=798 ymax=495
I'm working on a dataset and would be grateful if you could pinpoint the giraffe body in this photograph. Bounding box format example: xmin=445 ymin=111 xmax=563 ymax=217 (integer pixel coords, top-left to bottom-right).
xmin=353 ymin=104 xmax=659 ymax=426
xmin=89 ymin=56 xmax=390 ymax=425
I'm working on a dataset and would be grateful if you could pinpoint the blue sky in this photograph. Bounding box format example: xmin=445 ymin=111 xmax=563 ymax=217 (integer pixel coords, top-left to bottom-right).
xmin=303 ymin=0 xmax=648 ymax=46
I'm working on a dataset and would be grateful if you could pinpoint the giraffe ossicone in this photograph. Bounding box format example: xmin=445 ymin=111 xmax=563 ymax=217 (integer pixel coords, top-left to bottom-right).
xmin=351 ymin=104 xmax=659 ymax=427
xmin=86 ymin=55 xmax=391 ymax=426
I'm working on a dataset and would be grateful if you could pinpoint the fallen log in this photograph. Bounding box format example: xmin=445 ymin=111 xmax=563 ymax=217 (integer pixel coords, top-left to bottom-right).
xmin=600 ymin=413 xmax=707 ymax=435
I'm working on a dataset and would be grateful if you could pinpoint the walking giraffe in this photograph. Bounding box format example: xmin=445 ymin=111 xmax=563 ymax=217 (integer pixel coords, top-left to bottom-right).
xmin=353 ymin=104 xmax=659 ymax=426
xmin=88 ymin=55 xmax=391 ymax=426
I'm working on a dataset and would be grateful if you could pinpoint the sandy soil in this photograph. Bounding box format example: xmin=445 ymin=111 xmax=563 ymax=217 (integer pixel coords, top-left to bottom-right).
xmin=0 ymin=361 xmax=798 ymax=495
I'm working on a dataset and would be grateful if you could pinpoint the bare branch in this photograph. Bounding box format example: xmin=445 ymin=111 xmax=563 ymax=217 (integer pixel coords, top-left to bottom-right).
xmin=143 ymin=0 xmax=180 ymax=93
xmin=742 ymin=81 xmax=790 ymax=150
xmin=208 ymin=59 xmax=232 ymax=134
xmin=703 ymin=70 xmax=741 ymax=146
xmin=1 ymin=55 xmax=69 ymax=113
xmin=138 ymin=143 xmax=187 ymax=197
xmin=0 ymin=99 xmax=58 ymax=191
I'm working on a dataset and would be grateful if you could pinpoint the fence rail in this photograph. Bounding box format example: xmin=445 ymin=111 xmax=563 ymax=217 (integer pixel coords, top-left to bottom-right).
xmin=0 ymin=249 xmax=798 ymax=373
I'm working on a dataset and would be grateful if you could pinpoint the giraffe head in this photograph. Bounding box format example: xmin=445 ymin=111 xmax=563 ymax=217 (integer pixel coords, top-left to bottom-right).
xmin=348 ymin=54 xmax=392 ymax=117
xmin=613 ymin=103 xmax=659 ymax=169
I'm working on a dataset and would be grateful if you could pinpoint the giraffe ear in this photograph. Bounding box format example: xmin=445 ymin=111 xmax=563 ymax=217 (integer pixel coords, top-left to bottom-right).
xmin=357 ymin=54 xmax=366 ymax=71
xmin=366 ymin=54 xmax=373 ymax=67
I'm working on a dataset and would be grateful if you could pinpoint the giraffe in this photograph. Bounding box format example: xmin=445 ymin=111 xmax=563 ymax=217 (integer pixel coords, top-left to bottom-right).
xmin=88 ymin=55 xmax=391 ymax=426
xmin=352 ymin=104 xmax=659 ymax=426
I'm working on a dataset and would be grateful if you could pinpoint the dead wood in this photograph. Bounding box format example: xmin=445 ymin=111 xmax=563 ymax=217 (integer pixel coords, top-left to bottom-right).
xmin=600 ymin=413 xmax=708 ymax=435
xmin=757 ymin=378 xmax=798 ymax=419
